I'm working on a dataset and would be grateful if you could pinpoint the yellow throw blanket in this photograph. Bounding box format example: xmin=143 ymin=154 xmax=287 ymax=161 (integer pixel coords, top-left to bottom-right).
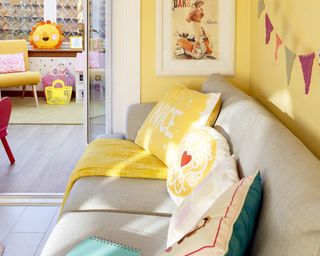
xmin=61 ymin=139 xmax=168 ymax=210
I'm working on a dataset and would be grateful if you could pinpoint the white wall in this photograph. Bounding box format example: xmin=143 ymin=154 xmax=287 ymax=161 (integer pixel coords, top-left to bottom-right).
xmin=111 ymin=0 xmax=141 ymax=134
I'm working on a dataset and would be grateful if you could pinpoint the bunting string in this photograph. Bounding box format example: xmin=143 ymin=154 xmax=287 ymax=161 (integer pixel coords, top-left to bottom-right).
xmin=258 ymin=0 xmax=317 ymax=95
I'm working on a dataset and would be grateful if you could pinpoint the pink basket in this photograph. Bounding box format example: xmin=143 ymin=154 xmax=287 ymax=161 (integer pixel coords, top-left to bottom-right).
xmin=42 ymin=64 xmax=75 ymax=99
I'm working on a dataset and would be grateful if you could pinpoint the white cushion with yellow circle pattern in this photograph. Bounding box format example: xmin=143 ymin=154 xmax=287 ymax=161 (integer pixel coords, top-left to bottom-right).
xmin=135 ymin=86 xmax=221 ymax=167
xmin=167 ymin=126 xmax=238 ymax=205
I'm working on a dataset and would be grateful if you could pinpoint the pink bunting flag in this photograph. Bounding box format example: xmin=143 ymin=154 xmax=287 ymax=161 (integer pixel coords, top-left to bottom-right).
xmin=299 ymin=53 xmax=315 ymax=95
xmin=275 ymin=34 xmax=283 ymax=61
xmin=265 ymin=14 xmax=274 ymax=44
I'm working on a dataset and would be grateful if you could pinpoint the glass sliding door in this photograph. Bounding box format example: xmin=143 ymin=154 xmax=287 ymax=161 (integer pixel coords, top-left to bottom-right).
xmin=87 ymin=0 xmax=111 ymax=141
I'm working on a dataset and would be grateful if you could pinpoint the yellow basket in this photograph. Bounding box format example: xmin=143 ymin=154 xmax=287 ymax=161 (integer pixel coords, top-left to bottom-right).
xmin=45 ymin=79 xmax=73 ymax=105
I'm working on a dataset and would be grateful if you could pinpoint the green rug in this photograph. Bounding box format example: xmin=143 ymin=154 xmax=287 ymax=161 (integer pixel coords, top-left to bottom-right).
xmin=9 ymin=97 xmax=83 ymax=125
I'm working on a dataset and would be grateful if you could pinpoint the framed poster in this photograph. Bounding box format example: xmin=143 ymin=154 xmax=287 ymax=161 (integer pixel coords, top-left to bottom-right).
xmin=156 ymin=0 xmax=235 ymax=76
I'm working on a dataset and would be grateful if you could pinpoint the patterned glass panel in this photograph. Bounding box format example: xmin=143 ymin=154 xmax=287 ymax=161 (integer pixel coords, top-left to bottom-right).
xmin=0 ymin=0 xmax=83 ymax=41
xmin=57 ymin=0 xmax=83 ymax=39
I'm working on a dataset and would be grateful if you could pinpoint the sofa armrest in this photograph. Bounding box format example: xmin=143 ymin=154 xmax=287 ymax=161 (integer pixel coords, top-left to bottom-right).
xmin=126 ymin=102 xmax=156 ymax=141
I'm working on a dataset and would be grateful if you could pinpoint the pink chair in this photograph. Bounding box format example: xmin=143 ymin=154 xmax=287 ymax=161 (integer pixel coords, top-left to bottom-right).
xmin=0 ymin=97 xmax=15 ymax=164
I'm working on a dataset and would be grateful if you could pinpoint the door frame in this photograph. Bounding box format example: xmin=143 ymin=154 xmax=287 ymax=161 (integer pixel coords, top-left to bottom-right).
xmin=84 ymin=0 xmax=141 ymax=141
xmin=111 ymin=0 xmax=141 ymax=135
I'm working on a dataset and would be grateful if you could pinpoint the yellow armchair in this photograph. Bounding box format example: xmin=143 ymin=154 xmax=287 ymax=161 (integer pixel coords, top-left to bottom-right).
xmin=0 ymin=40 xmax=40 ymax=107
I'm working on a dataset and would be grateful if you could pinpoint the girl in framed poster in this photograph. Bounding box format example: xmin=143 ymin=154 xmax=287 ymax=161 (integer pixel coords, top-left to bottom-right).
xmin=156 ymin=0 xmax=235 ymax=76
xmin=173 ymin=0 xmax=218 ymax=60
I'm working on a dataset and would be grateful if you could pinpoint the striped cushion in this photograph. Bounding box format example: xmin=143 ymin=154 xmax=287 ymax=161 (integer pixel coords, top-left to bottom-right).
xmin=162 ymin=172 xmax=262 ymax=256
xmin=0 ymin=52 xmax=26 ymax=74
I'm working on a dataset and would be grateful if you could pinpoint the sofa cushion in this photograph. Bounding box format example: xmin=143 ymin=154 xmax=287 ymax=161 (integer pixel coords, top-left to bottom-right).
xmin=62 ymin=177 xmax=176 ymax=216
xmin=202 ymin=74 xmax=320 ymax=256
xmin=0 ymin=71 xmax=40 ymax=87
xmin=40 ymin=211 xmax=170 ymax=256
xmin=167 ymin=126 xmax=238 ymax=205
xmin=0 ymin=52 xmax=26 ymax=74
xmin=164 ymin=172 xmax=262 ymax=255
xmin=166 ymin=155 xmax=239 ymax=247
xmin=0 ymin=40 xmax=29 ymax=70
xmin=135 ymin=85 xmax=221 ymax=166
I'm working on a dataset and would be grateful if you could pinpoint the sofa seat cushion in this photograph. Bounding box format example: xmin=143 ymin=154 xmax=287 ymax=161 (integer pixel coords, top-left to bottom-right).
xmin=62 ymin=177 xmax=176 ymax=216
xmin=0 ymin=71 xmax=40 ymax=87
xmin=41 ymin=211 xmax=169 ymax=256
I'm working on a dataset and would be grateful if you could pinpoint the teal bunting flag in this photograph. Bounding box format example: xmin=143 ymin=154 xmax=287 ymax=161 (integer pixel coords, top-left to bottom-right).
xmin=285 ymin=47 xmax=296 ymax=85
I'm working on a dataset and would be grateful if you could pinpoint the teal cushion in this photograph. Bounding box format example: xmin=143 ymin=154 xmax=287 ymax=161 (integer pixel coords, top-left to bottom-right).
xmin=225 ymin=172 xmax=262 ymax=256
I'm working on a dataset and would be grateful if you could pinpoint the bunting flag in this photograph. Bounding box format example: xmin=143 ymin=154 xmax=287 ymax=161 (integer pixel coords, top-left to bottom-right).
xmin=258 ymin=0 xmax=265 ymax=18
xmin=259 ymin=4 xmax=317 ymax=95
xmin=275 ymin=34 xmax=283 ymax=61
xmin=299 ymin=53 xmax=315 ymax=95
xmin=285 ymin=47 xmax=296 ymax=85
xmin=265 ymin=14 xmax=274 ymax=45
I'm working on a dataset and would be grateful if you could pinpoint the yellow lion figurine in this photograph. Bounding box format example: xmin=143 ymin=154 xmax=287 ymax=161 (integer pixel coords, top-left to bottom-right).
xmin=30 ymin=20 xmax=64 ymax=49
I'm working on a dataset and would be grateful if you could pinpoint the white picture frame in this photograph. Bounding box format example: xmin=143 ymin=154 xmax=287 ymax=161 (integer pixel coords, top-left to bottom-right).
xmin=70 ymin=36 xmax=83 ymax=50
xmin=156 ymin=0 xmax=235 ymax=76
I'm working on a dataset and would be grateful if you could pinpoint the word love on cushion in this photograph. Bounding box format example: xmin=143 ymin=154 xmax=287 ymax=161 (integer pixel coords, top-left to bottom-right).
xmin=135 ymin=85 xmax=221 ymax=167
xmin=163 ymin=172 xmax=262 ymax=256
xmin=167 ymin=126 xmax=239 ymax=205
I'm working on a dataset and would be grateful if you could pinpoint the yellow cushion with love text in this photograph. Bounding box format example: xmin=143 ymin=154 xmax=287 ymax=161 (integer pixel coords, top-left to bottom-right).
xmin=135 ymin=86 xmax=221 ymax=167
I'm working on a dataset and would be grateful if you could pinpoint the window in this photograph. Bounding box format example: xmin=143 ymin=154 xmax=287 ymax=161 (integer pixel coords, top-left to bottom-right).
xmin=0 ymin=0 xmax=83 ymax=44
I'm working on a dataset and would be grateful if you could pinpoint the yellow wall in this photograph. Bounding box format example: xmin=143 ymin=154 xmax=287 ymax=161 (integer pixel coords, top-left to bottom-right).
xmin=141 ymin=0 xmax=251 ymax=102
xmin=140 ymin=0 xmax=319 ymax=158
xmin=250 ymin=0 xmax=320 ymax=158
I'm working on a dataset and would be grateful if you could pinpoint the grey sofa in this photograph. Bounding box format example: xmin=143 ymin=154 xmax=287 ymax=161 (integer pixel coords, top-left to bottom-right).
xmin=41 ymin=74 xmax=320 ymax=256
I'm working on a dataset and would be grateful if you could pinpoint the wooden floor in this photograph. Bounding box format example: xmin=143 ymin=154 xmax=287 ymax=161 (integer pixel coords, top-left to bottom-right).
xmin=0 ymin=125 xmax=86 ymax=193
xmin=0 ymin=206 xmax=59 ymax=256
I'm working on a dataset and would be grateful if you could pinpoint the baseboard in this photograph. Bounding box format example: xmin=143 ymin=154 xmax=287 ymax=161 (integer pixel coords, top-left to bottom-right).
xmin=0 ymin=91 xmax=76 ymax=98
xmin=0 ymin=193 xmax=63 ymax=206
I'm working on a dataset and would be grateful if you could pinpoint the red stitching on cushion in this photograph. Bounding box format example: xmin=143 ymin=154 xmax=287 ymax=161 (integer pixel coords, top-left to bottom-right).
xmin=184 ymin=178 xmax=246 ymax=256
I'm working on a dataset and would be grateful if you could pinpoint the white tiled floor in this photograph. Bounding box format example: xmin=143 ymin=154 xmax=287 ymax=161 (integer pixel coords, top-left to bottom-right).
xmin=0 ymin=206 xmax=59 ymax=256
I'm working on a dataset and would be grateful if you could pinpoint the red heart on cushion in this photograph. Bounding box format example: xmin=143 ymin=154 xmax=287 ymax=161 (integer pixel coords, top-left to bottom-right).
xmin=181 ymin=151 xmax=192 ymax=167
